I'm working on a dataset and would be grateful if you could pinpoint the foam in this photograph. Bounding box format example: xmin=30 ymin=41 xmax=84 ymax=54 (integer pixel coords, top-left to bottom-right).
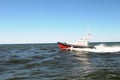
xmin=70 ymin=44 xmax=120 ymax=53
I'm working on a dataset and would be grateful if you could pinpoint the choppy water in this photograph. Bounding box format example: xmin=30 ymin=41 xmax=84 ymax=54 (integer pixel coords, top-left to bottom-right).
xmin=0 ymin=42 xmax=120 ymax=80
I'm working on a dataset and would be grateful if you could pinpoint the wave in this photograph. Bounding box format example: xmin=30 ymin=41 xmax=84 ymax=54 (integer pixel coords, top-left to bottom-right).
xmin=71 ymin=44 xmax=120 ymax=53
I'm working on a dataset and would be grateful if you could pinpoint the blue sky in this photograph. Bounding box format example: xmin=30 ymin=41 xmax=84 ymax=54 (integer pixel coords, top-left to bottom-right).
xmin=0 ymin=0 xmax=120 ymax=44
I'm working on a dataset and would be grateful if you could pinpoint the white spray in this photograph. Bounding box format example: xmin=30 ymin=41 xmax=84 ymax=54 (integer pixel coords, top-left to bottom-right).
xmin=70 ymin=44 xmax=120 ymax=53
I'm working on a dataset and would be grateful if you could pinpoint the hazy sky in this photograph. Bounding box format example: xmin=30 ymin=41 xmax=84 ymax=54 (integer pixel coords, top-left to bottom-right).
xmin=0 ymin=0 xmax=120 ymax=44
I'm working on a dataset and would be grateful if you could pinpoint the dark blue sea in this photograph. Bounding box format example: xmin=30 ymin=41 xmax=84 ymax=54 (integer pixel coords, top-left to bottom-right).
xmin=0 ymin=42 xmax=120 ymax=80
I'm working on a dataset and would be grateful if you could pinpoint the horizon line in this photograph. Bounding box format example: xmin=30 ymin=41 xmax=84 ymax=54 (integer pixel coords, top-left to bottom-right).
xmin=0 ymin=41 xmax=120 ymax=45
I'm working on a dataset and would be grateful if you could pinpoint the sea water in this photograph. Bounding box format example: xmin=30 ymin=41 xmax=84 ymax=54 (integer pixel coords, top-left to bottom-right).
xmin=0 ymin=42 xmax=120 ymax=80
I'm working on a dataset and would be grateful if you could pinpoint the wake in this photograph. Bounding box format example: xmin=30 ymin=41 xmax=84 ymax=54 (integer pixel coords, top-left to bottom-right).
xmin=71 ymin=44 xmax=120 ymax=53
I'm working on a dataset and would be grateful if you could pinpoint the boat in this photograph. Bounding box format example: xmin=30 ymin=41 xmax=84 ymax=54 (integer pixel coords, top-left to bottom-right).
xmin=57 ymin=34 xmax=94 ymax=50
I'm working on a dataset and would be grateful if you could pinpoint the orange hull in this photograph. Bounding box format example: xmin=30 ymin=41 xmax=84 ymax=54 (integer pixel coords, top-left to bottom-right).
xmin=57 ymin=42 xmax=94 ymax=50
xmin=57 ymin=42 xmax=71 ymax=50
